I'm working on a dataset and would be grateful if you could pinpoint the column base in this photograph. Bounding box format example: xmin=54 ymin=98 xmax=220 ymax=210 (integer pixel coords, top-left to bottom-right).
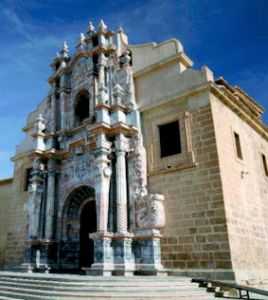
xmin=112 ymin=268 xmax=135 ymax=276
xmin=22 ymin=239 xmax=57 ymax=273
xmin=134 ymin=264 xmax=167 ymax=276
xmin=89 ymin=232 xmax=114 ymax=276
xmin=113 ymin=233 xmax=135 ymax=276
xmin=133 ymin=233 xmax=165 ymax=276
xmin=84 ymin=264 xmax=114 ymax=276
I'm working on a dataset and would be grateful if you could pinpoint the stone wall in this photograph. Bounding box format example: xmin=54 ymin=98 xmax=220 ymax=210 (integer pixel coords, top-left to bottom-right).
xmin=0 ymin=178 xmax=13 ymax=267
xmin=142 ymin=89 xmax=233 ymax=277
xmin=3 ymin=156 xmax=31 ymax=268
xmin=211 ymin=94 xmax=268 ymax=285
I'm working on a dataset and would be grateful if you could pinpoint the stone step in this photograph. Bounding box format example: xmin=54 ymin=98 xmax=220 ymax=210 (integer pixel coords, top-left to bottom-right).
xmin=0 ymin=273 xmax=188 ymax=282
xmin=0 ymin=289 xmax=216 ymax=300
xmin=0 ymin=277 xmax=194 ymax=287
xmin=0 ymin=280 xmax=203 ymax=292
xmin=0 ymin=273 xmax=216 ymax=300
xmin=0 ymin=296 xmax=24 ymax=300
xmin=0 ymin=290 xmax=212 ymax=300
xmin=0 ymin=284 xmax=211 ymax=296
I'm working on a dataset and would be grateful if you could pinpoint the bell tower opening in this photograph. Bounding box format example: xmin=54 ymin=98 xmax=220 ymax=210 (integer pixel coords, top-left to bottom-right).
xmin=80 ymin=200 xmax=96 ymax=269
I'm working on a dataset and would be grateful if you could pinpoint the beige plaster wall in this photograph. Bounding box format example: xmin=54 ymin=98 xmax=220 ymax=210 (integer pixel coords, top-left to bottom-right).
xmin=142 ymin=89 xmax=233 ymax=275
xmin=130 ymin=39 xmax=184 ymax=74
xmin=135 ymin=66 xmax=213 ymax=111
xmin=211 ymin=94 xmax=268 ymax=285
xmin=0 ymin=179 xmax=13 ymax=267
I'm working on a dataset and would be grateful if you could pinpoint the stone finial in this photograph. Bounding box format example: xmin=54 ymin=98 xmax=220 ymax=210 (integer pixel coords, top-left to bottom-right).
xmin=80 ymin=33 xmax=86 ymax=43
xmin=35 ymin=114 xmax=46 ymax=134
xmin=76 ymin=33 xmax=86 ymax=49
xmin=117 ymin=26 xmax=124 ymax=33
xmin=88 ymin=21 xmax=95 ymax=33
xmin=98 ymin=19 xmax=107 ymax=32
xmin=63 ymin=41 xmax=68 ymax=50
xmin=120 ymin=50 xmax=131 ymax=67
xmin=59 ymin=41 xmax=69 ymax=59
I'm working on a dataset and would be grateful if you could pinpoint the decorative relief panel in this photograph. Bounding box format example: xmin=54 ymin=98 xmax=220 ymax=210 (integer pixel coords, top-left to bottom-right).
xmin=61 ymin=152 xmax=93 ymax=183
xmin=71 ymin=57 xmax=93 ymax=86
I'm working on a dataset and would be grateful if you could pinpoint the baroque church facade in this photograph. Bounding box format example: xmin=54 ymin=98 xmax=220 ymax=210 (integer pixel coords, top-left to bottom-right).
xmin=1 ymin=20 xmax=268 ymax=285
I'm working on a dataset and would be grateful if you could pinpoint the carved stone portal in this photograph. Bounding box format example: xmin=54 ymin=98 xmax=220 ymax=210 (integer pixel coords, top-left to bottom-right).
xmin=23 ymin=21 xmax=166 ymax=276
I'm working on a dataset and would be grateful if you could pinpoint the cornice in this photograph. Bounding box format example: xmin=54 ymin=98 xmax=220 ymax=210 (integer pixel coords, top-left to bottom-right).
xmin=210 ymin=83 xmax=268 ymax=142
xmin=140 ymin=81 xmax=268 ymax=142
xmin=139 ymin=82 xmax=211 ymax=113
xmin=133 ymin=52 xmax=192 ymax=79
xmin=11 ymin=150 xmax=34 ymax=162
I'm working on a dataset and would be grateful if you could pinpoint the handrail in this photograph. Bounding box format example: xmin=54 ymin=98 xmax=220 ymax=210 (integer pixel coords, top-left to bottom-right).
xmin=192 ymin=278 xmax=268 ymax=299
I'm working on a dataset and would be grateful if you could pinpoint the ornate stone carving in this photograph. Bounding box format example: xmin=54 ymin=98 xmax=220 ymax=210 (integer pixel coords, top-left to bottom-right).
xmin=25 ymin=157 xmax=45 ymax=239
xmin=62 ymin=153 xmax=92 ymax=182
xmin=129 ymin=134 xmax=148 ymax=199
xmin=103 ymin=166 xmax=112 ymax=177
xmin=129 ymin=134 xmax=166 ymax=231
xmin=72 ymin=57 xmax=93 ymax=84
xmin=136 ymin=193 xmax=166 ymax=230
xmin=112 ymin=50 xmax=136 ymax=109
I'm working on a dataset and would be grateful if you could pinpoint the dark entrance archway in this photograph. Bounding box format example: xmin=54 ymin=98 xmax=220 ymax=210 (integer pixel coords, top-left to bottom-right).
xmin=80 ymin=200 xmax=96 ymax=268
xmin=60 ymin=185 xmax=96 ymax=271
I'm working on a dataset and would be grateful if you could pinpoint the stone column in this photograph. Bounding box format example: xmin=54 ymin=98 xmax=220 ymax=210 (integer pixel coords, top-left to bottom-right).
xmin=94 ymin=133 xmax=112 ymax=233
xmin=115 ymin=133 xmax=128 ymax=234
xmin=50 ymin=93 xmax=57 ymax=133
xmin=87 ymin=132 xmax=114 ymax=276
xmin=27 ymin=160 xmax=45 ymax=239
xmin=60 ymin=89 xmax=66 ymax=130
xmin=113 ymin=134 xmax=135 ymax=275
xmin=45 ymin=159 xmax=56 ymax=240
xmin=97 ymin=53 xmax=108 ymax=105
xmin=23 ymin=157 xmax=45 ymax=272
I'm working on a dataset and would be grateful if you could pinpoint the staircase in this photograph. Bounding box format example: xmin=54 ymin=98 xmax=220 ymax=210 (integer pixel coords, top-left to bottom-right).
xmin=0 ymin=272 xmax=216 ymax=300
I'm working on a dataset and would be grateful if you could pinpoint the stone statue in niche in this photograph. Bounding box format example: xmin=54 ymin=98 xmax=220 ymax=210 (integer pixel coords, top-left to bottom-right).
xmin=112 ymin=50 xmax=135 ymax=108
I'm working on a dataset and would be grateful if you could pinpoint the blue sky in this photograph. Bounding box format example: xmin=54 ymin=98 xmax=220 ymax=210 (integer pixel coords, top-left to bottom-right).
xmin=0 ymin=0 xmax=268 ymax=179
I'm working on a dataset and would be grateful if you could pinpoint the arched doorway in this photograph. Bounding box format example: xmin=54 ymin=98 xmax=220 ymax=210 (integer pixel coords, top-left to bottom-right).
xmin=60 ymin=185 xmax=96 ymax=271
xmin=80 ymin=200 xmax=96 ymax=268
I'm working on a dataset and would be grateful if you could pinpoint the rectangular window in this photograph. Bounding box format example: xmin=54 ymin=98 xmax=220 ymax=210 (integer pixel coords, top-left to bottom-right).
xmin=262 ymin=154 xmax=268 ymax=177
xmin=24 ymin=168 xmax=33 ymax=191
xmin=159 ymin=121 xmax=182 ymax=158
xmin=234 ymin=132 xmax=243 ymax=160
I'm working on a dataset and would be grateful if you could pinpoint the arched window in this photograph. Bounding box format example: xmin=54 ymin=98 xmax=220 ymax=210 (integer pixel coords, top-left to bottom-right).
xmin=74 ymin=90 xmax=90 ymax=126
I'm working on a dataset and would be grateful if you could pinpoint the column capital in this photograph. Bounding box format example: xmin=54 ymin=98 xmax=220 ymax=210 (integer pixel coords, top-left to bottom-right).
xmin=47 ymin=159 xmax=57 ymax=171
xmin=96 ymin=132 xmax=112 ymax=150
xmin=115 ymin=133 xmax=129 ymax=153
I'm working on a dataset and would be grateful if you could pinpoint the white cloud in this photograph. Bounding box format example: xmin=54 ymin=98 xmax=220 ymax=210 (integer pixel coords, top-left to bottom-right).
xmin=2 ymin=7 xmax=34 ymax=42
